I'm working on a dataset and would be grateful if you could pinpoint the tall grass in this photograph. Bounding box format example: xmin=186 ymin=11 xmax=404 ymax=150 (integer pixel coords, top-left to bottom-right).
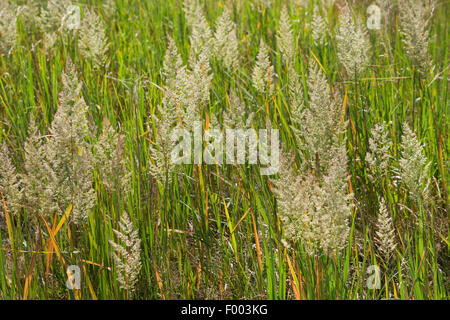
xmin=0 ymin=0 xmax=448 ymax=300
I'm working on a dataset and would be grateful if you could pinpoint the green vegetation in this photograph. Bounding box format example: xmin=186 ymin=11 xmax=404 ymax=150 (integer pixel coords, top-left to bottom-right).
xmin=0 ymin=0 xmax=448 ymax=300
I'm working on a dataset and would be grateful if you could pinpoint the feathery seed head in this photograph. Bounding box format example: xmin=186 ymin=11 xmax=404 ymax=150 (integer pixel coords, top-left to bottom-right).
xmin=223 ymin=90 xmax=254 ymax=129
xmin=46 ymin=60 xmax=96 ymax=224
xmin=78 ymin=8 xmax=109 ymax=69
xmin=310 ymin=6 xmax=327 ymax=47
xmin=399 ymin=123 xmax=430 ymax=202
xmin=95 ymin=118 xmax=131 ymax=195
xmin=21 ymin=114 xmax=59 ymax=222
xmin=0 ymin=2 xmax=18 ymax=55
xmin=252 ymin=39 xmax=274 ymax=96
xmin=213 ymin=9 xmax=240 ymax=71
xmin=276 ymin=7 xmax=295 ymax=63
xmin=376 ymin=198 xmax=397 ymax=263
xmin=0 ymin=142 xmax=22 ymax=216
xmin=272 ymin=145 xmax=351 ymax=256
xmin=149 ymin=105 xmax=178 ymax=185
xmin=336 ymin=8 xmax=371 ymax=79
xmin=366 ymin=122 xmax=392 ymax=183
xmin=109 ymin=211 xmax=142 ymax=293
xmin=298 ymin=57 xmax=346 ymax=171
xmin=399 ymin=0 xmax=434 ymax=76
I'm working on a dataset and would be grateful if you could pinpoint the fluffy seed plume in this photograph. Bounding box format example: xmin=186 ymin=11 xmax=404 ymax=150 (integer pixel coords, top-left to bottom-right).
xmin=276 ymin=7 xmax=295 ymax=63
xmin=310 ymin=6 xmax=327 ymax=46
xmin=288 ymin=63 xmax=304 ymax=126
xmin=149 ymin=105 xmax=178 ymax=186
xmin=21 ymin=115 xmax=58 ymax=222
xmin=376 ymin=198 xmax=397 ymax=263
xmin=109 ymin=211 xmax=142 ymax=293
xmin=183 ymin=0 xmax=199 ymax=29
xmin=399 ymin=0 xmax=434 ymax=76
xmin=161 ymin=36 xmax=188 ymax=112
xmin=46 ymin=59 xmax=96 ymax=224
xmin=184 ymin=47 xmax=213 ymax=125
xmin=0 ymin=143 xmax=21 ymax=216
xmin=187 ymin=2 xmax=212 ymax=58
xmin=0 ymin=2 xmax=18 ymax=55
xmin=223 ymin=90 xmax=254 ymax=129
xmin=366 ymin=122 xmax=392 ymax=183
xmin=336 ymin=8 xmax=371 ymax=79
xmin=39 ymin=0 xmax=72 ymax=32
xmin=398 ymin=123 xmax=430 ymax=202
xmin=213 ymin=9 xmax=240 ymax=71
xmin=297 ymin=58 xmax=345 ymax=172
xmin=252 ymin=39 xmax=274 ymax=96
xmin=78 ymin=8 xmax=109 ymax=69
xmin=95 ymin=118 xmax=131 ymax=195
xmin=272 ymin=146 xmax=352 ymax=256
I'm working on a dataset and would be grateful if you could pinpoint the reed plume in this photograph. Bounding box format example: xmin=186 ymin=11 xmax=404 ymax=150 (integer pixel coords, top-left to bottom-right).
xmin=399 ymin=123 xmax=430 ymax=202
xmin=336 ymin=8 xmax=371 ymax=79
xmin=149 ymin=105 xmax=178 ymax=185
xmin=252 ymin=39 xmax=274 ymax=96
xmin=0 ymin=2 xmax=17 ymax=55
xmin=276 ymin=7 xmax=295 ymax=64
xmin=298 ymin=58 xmax=345 ymax=172
xmin=46 ymin=59 xmax=96 ymax=224
xmin=21 ymin=115 xmax=58 ymax=222
xmin=109 ymin=211 xmax=142 ymax=293
xmin=213 ymin=9 xmax=240 ymax=71
xmin=376 ymin=198 xmax=397 ymax=263
xmin=399 ymin=0 xmax=435 ymax=76
xmin=310 ymin=6 xmax=327 ymax=47
xmin=272 ymin=146 xmax=352 ymax=256
xmin=78 ymin=8 xmax=109 ymax=69
xmin=95 ymin=118 xmax=131 ymax=195
xmin=366 ymin=122 xmax=392 ymax=183
xmin=0 ymin=143 xmax=21 ymax=216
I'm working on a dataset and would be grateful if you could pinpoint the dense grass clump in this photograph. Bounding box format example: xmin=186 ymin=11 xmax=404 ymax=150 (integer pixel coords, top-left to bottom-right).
xmin=0 ymin=0 xmax=448 ymax=300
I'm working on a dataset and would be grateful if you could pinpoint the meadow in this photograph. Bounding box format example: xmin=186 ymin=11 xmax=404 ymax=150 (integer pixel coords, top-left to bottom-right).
xmin=0 ymin=0 xmax=448 ymax=300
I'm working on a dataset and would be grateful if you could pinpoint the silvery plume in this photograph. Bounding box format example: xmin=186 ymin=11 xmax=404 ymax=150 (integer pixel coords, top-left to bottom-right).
xmin=336 ymin=7 xmax=371 ymax=79
xmin=399 ymin=0 xmax=435 ymax=77
xmin=0 ymin=1 xmax=17 ymax=55
xmin=252 ymin=39 xmax=274 ymax=96
xmin=288 ymin=63 xmax=304 ymax=131
xmin=161 ymin=35 xmax=212 ymax=128
xmin=109 ymin=211 xmax=142 ymax=293
xmin=149 ymin=105 xmax=179 ymax=186
xmin=276 ymin=7 xmax=295 ymax=64
xmin=310 ymin=6 xmax=327 ymax=47
xmin=161 ymin=36 xmax=188 ymax=113
xmin=183 ymin=0 xmax=200 ymax=29
xmin=39 ymin=0 xmax=72 ymax=32
xmin=298 ymin=57 xmax=346 ymax=172
xmin=398 ymin=123 xmax=430 ymax=203
xmin=95 ymin=118 xmax=131 ymax=195
xmin=0 ymin=142 xmax=22 ymax=216
xmin=184 ymin=46 xmax=213 ymax=126
xmin=46 ymin=59 xmax=96 ymax=225
xmin=366 ymin=122 xmax=392 ymax=183
xmin=212 ymin=9 xmax=240 ymax=71
xmin=186 ymin=2 xmax=212 ymax=58
xmin=21 ymin=114 xmax=58 ymax=222
xmin=376 ymin=198 xmax=397 ymax=264
xmin=272 ymin=146 xmax=352 ymax=256
xmin=78 ymin=8 xmax=109 ymax=69
xmin=223 ymin=90 xmax=254 ymax=129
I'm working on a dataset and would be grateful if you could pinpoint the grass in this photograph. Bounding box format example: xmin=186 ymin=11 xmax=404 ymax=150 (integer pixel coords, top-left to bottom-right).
xmin=0 ymin=0 xmax=448 ymax=300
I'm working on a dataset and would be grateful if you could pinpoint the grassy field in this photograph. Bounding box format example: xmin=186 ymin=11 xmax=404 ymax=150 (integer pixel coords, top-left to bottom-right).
xmin=0 ymin=0 xmax=448 ymax=300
